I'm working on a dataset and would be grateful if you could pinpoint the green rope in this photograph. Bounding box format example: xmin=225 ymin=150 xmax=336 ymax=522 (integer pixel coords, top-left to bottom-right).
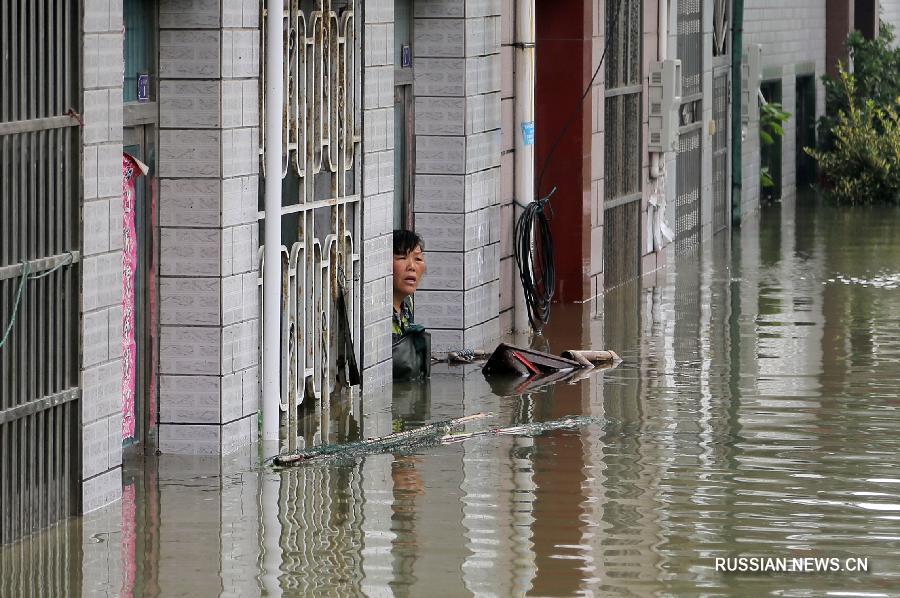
xmin=0 ymin=252 xmax=75 ymax=351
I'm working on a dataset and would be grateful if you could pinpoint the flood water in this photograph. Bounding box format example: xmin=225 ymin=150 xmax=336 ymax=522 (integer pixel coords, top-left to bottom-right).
xmin=3 ymin=195 xmax=900 ymax=596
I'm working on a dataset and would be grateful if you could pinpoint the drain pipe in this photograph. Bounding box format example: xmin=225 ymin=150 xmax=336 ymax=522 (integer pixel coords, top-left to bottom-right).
xmin=731 ymin=0 xmax=744 ymax=225
xmin=513 ymin=0 xmax=536 ymax=333
xmin=263 ymin=0 xmax=283 ymax=448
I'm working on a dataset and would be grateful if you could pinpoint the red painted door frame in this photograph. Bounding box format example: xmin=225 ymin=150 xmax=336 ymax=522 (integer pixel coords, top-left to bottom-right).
xmin=535 ymin=0 xmax=593 ymax=302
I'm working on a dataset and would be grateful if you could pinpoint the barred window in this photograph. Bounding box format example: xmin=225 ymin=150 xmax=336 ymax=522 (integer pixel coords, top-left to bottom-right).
xmin=604 ymin=0 xmax=642 ymax=203
xmin=603 ymin=0 xmax=643 ymax=288
xmin=713 ymin=0 xmax=730 ymax=57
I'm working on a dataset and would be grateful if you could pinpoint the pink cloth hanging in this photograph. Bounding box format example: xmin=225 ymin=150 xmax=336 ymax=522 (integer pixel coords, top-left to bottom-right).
xmin=122 ymin=153 xmax=147 ymax=440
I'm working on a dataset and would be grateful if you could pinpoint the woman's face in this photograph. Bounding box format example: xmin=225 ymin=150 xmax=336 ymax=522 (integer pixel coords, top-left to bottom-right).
xmin=393 ymin=246 xmax=426 ymax=298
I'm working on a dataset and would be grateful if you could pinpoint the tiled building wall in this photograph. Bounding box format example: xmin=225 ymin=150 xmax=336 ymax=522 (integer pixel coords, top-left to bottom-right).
xmin=885 ymin=0 xmax=900 ymax=44
xmin=741 ymin=0 xmax=827 ymax=214
xmin=81 ymin=0 xmax=126 ymax=513
xmin=156 ymin=0 xmax=261 ymax=454
xmin=361 ymin=0 xmax=395 ymax=389
xmin=412 ymin=0 xmax=503 ymax=352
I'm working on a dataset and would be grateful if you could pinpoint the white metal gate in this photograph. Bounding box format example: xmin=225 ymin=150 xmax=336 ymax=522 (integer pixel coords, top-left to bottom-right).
xmin=261 ymin=0 xmax=361 ymax=420
xmin=675 ymin=0 xmax=703 ymax=255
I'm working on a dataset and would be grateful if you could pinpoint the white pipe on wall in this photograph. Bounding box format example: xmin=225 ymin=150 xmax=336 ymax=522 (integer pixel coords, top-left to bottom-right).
xmin=263 ymin=0 xmax=284 ymax=447
xmin=513 ymin=0 xmax=536 ymax=334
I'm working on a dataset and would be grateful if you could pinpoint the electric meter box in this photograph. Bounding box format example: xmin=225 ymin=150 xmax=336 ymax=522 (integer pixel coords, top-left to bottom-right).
xmin=742 ymin=44 xmax=762 ymax=124
xmin=648 ymin=59 xmax=682 ymax=153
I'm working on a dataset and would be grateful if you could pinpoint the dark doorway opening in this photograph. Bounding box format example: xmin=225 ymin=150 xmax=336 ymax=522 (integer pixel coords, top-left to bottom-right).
xmin=795 ymin=75 xmax=816 ymax=189
xmin=760 ymin=79 xmax=783 ymax=202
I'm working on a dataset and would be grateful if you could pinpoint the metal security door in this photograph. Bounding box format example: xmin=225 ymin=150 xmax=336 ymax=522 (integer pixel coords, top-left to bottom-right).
xmin=675 ymin=0 xmax=703 ymax=255
xmin=262 ymin=0 xmax=362 ymax=430
xmin=603 ymin=0 xmax=642 ymax=289
xmin=0 ymin=0 xmax=82 ymax=543
xmin=712 ymin=69 xmax=729 ymax=233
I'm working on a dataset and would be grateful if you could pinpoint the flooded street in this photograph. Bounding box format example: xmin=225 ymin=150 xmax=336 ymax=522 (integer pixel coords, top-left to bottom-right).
xmin=3 ymin=195 xmax=900 ymax=596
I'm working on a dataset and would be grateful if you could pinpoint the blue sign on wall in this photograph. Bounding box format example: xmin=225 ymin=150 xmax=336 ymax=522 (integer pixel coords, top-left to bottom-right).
xmin=401 ymin=45 xmax=412 ymax=68
xmin=521 ymin=121 xmax=535 ymax=146
xmin=137 ymin=73 xmax=150 ymax=103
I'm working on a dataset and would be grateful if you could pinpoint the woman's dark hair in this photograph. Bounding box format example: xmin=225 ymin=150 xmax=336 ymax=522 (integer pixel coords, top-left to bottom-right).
xmin=393 ymin=229 xmax=424 ymax=256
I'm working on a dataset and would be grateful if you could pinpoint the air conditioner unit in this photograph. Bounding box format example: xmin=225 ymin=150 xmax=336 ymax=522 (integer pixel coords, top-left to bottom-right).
xmin=742 ymin=44 xmax=762 ymax=124
xmin=648 ymin=59 xmax=682 ymax=153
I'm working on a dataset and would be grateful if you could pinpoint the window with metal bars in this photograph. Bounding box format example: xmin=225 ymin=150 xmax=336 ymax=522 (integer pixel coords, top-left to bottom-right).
xmin=713 ymin=0 xmax=730 ymax=58
xmin=678 ymin=0 xmax=703 ymax=97
xmin=0 ymin=0 xmax=82 ymax=544
xmin=603 ymin=0 xmax=642 ymax=288
xmin=604 ymin=0 xmax=642 ymax=202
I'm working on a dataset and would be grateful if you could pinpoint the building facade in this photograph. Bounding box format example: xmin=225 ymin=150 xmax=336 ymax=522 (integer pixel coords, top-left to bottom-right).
xmin=1 ymin=0 xmax=892 ymax=543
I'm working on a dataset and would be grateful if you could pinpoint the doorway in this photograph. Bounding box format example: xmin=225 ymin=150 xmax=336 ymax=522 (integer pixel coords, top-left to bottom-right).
xmin=394 ymin=0 xmax=414 ymax=229
xmin=759 ymin=79 xmax=783 ymax=202
xmin=123 ymin=0 xmax=159 ymax=451
xmin=795 ymin=74 xmax=816 ymax=189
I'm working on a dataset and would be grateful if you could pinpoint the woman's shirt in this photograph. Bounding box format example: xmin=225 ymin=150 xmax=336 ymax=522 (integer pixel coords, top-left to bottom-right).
xmin=392 ymin=296 xmax=414 ymax=339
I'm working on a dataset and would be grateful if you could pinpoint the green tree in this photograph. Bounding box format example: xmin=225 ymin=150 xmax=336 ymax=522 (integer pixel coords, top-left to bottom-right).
xmin=817 ymin=23 xmax=900 ymax=151
xmin=806 ymin=71 xmax=900 ymax=205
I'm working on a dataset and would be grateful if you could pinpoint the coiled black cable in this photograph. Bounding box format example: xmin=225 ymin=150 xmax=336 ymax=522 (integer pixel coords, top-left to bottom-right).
xmin=513 ymin=0 xmax=625 ymax=332
xmin=513 ymin=188 xmax=556 ymax=332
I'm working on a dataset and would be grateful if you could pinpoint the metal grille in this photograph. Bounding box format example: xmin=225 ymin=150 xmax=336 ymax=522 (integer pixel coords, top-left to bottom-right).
xmin=712 ymin=70 xmax=729 ymax=233
xmin=603 ymin=201 xmax=641 ymax=289
xmin=604 ymin=0 xmax=642 ymax=289
xmin=713 ymin=0 xmax=730 ymax=57
xmin=0 ymin=0 xmax=82 ymax=544
xmin=675 ymin=128 xmax=702 ymax=255
xmin=261 ymin=0 xmax=361 ymax=422
xmin=604 ymin=93 xmax=642 ymax=202
xmin=677 ymin=0 xmax=703 ymax=97
xmin=605 ymin=0 xmax=642 ymax=90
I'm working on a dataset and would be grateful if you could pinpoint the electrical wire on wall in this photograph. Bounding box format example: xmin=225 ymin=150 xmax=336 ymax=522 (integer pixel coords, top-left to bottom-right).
xmin=513 ymin=0 xmax=627 ymax=332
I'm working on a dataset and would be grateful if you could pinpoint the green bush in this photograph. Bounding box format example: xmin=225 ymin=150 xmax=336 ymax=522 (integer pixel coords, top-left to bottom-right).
xmin=817 ymin=23 xmax=900 ymax=151
xmin=805 ymin=71 xmax=900 ymax=205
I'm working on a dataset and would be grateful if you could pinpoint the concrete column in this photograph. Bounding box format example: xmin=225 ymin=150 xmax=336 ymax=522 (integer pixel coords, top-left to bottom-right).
xmin=81 ymin=0 xmax=126 ymax=513
xmin=361 ymin=0 xmax=396 ymax=390
xmin=156 ymin=0 xmax=261 ymax=454
xmin=411 ymin=0 xmax=503 ymax=352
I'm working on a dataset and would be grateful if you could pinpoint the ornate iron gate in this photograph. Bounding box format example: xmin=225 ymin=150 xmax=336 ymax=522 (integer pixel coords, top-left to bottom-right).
xmin=0 ymin=0 xmax=82 ymax=543
xmin=675 ymin=0 xmax=703 ymax=255
xmin=712 ymin=69 xmax=729 ymax=233
xmin=261 ymin=0 xmax=361 ymax=425
xmin=603 ymin=0 xmax=642 ymax=289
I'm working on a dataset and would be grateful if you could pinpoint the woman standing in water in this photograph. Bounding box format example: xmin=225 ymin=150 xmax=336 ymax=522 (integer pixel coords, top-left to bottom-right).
xmin=392 ymin=230 xmax=430 ymax=380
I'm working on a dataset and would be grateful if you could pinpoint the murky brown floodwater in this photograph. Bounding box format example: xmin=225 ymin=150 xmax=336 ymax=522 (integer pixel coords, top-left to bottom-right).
xmin=3 ymin=195 xmax=900 ymax=597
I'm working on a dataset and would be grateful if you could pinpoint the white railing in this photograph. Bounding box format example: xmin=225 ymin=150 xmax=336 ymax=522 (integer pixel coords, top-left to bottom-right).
xmin=260 ymin=0 xmax=361 ymax=424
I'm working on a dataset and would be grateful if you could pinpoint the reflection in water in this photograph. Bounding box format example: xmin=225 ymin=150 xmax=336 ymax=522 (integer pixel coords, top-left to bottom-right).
xmin=3 ymin=196 xmax=900 ymax=596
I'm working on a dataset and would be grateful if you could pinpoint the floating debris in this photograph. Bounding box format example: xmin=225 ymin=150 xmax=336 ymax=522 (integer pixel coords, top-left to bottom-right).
xmin=440 ymin=415 xmax=606 ymax=444
xmin=271 ymin=413 xmax=493 ymax=466
xmin=271 ymin=414 xmax=605 ymax=466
